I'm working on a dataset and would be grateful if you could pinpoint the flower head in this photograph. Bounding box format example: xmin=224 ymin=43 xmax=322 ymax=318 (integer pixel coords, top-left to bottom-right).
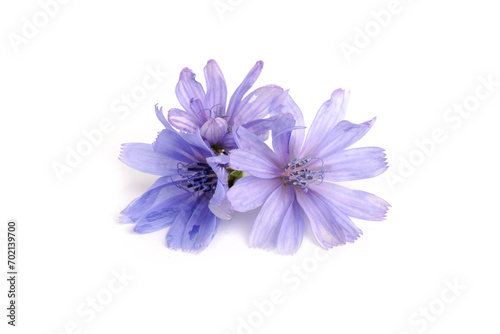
xmin=168 ymin=60 xmax=288 ymax=152
xmin=227 ymin=89 xmax=390 ymax=254
xmin=119 ymin=105 xmax=232 ymax=253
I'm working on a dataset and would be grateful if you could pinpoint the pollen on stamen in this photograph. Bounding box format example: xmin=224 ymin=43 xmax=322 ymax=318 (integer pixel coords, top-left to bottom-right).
xmin=283 ymin=157 xmax=325 ymax=192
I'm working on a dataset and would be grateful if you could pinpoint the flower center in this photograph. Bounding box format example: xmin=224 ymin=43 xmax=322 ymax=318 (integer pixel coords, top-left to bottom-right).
xmin=176 ymin=162 xmax=217 ymax=196
xmin=283 ymin=157 xmax=324 ymax=192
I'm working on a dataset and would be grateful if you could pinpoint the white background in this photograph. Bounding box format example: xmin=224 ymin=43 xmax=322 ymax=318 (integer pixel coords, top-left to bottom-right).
xmin=1 ymin=0 xmax=499 ymax=333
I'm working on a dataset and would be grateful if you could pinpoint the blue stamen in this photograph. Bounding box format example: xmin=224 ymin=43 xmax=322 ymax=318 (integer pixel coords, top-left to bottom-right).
xmin=284 ymin=157 xmax=325 ymax=192
xmin=200 ymin=104 xmax=227 ymax=120
xmin=176 ymin=162 xmax=217 ymax=196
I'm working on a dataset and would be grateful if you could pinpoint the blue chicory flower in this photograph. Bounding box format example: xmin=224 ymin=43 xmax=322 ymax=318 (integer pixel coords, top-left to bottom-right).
xmin=168 ymin=59 xmax=289 ymax=152
xmin=119 ymin=105 xmax=232 ymax=253
xmin=227 ymin=89 xmax=390 ymax=254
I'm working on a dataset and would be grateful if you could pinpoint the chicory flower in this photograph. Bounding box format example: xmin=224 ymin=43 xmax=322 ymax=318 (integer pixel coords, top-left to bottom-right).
xmin=119 ymin=105 xmax=232 ymax=253
xmin=168 ymin=59 xmax=288 ymax=152
xmin=227 ymin=89 xmax=390 ymax=254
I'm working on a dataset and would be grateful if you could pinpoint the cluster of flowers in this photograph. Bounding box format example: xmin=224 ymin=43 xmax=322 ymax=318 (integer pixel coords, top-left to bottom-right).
xmin=119 ymin=60 xmax=390 ymax=254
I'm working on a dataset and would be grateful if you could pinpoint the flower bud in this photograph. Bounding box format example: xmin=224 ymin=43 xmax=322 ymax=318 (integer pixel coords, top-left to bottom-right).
xmin=201 ymin=118 xmax=228 ymax=145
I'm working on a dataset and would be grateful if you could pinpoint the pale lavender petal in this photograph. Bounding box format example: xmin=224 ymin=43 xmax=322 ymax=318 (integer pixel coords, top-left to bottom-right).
xmin=190 ymin=98 xmax=208 ymax=123
xmin=313 ymin=118 xmax=376 ymax=158
xmin=153 ymin=129 xmax=197 ymax=163
xmin=206 ymin=150 xmax=229 ymax=167
xmin=133 ymin=211 xmax=179 ymax=233
xmin=250 ymin=185 xmax=294 ymax=250
xmin=227 ymin=60 xmax=263 ymax=120
xmin=272 ymin=113 xmax=296 ymax=164
xmin=166 ymin=204 xmax=195 ymax=251
xmin=119 ymin=143 xmax=178 ymax=176
xmin=311 ymin=182 xmax=390 ymax=221
xmin=204 ymin=59 xmax=227 ymax=115
xmin=180 ymin=129 xmax=214 ymax=160
xmin=276 ymin=196 xmax=305 ymax=255
xmin=229 ymin=149 xmax=283 ymax=179
xmin=133 ymin=192 xmax=194 ymax=233
xmin=180 ymin=196 xmax=220 ymax=253
xmin=206 ymin=155 xmax=233 ymax=220
xmin=227 ymin=176 xmax=282 ymax=212
xmin=295 ymin=189 xmax=346 ymax=248
xmin=309 ymin=189 xmax=363 ymax=242
xmin=155 ymin=104 xmax=174 ymax=131
xmin=175 ymin=68 xmax=205 ymax=113
xmin=208 ymin=180 xmax=233 ymax=220
xmin=220 ymin=132 xmax=238 ymax=151
xmin=200 ymin=118 xmax=228 ymax=145
xmin=234 ymin=126 xmax=283 ymax=168
xmin=322 ymin=147 xmax=388 ymax=182
xmin=230 ymin=85 xmax=288 ymax=128
xmin=270 ymin=95 xmax=305 ymax=159
xmin=329 ymin=207 xmax=363 ymax=243
xmin=300 ymin=89 xmax=350 ymax=157
xmin=240 ymin=117 xmax=276 ymax=139
xmin=168 ymin=108 xmax=204 ymax=133
xmin=121 ymin=179 xmax=187 ymax=223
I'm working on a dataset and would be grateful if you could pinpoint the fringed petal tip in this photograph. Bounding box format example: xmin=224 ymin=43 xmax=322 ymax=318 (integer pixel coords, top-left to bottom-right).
xmin=371 ymin=201 xmax=391 ymax=221
xmin=367 ymin=116 xmax=377 ymax=125
xmin=155 ymin=104 xmax=174 ymax=130
xmin=119 ymin=214 xmax=134 ymax=224
xmin=180 ymin=67 xmax=194 ymax=76
xmin=166 ymin=244 xmax=205 ymax=254
xmin=166 ymin=237 xmax=215 ymax=254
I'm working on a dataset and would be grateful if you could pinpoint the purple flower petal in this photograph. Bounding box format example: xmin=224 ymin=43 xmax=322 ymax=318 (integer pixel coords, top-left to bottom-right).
xmin=272 ymin=113 xmax=297 ymax=164
xmin=189 ymin=98 xmax=208 ymax=123
xmin=239 ymin=117 xmax=277 ymax=141
xmin=153 ymin=129 xmax=197 ymax=163
xmin=270 ymin=95 xmax=305 ymax=159
xmin=166 ymin=196 xmax=219 ymax=253
xmin=249 ymin=185 xmax=294 ymax=250
xmin=229 ymin=149 xmax=283 ymax=179
xmin=121 ymin=178 xmax=187 ymax=223
xmin=295 ymin=188 xmax=346 ymax=248
xmin=311 ymin=182 xmax=390 ymax=221
xmin=155 ymin=104 xmax=174 ymax=131
xmin=168 ymin=108 xmax=204 ymax=133
xmin=220 ymin=132 xmax=238 ymax=151
xmin=133 ymin=192 xmax=194 ymax=234
xmin=322 ymin=147 xmax=388 ymax=182
xmin=175 ymin=68 xmax=206 ymax=113
xmin=227 ymin=176 xmax=282 ymax=212
xmin=300 ymin=89 xmax=350 ymax=157
xmin=206 ymin=155 xmax=233 ymax=220
xmin=329 ymin=208 xmax=363 ymax=243
xmin=181 ymin=196 xmax=220 ymax=253
xmin=166 ymin=204 xmax=194 ymax=251
xmin=208 ymin=180 xmax=233 ymax=221
xmin=119 ymin=143 xmax=178 ymax=175
xmin=309 ymin=188 xmax=363 ymax=242
xmin=234 ymin=126 xmax=283 ymax=168
xmin=204 ymin=59 xmax=227 ymax=116
xmin=227 ymin=60 xmax=263 ymax=120
xmin=200 ymin=118 xmax=228 ymax=145
xmin=313 ymin=118 xmax=376 ymax=158
xmin=230 ymin=85 xmax=288 ymax=128
xmin=180 ymin=129 xmax=214 ymax=160
xmin=276 ymin=196 xmax=305 ymax=255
